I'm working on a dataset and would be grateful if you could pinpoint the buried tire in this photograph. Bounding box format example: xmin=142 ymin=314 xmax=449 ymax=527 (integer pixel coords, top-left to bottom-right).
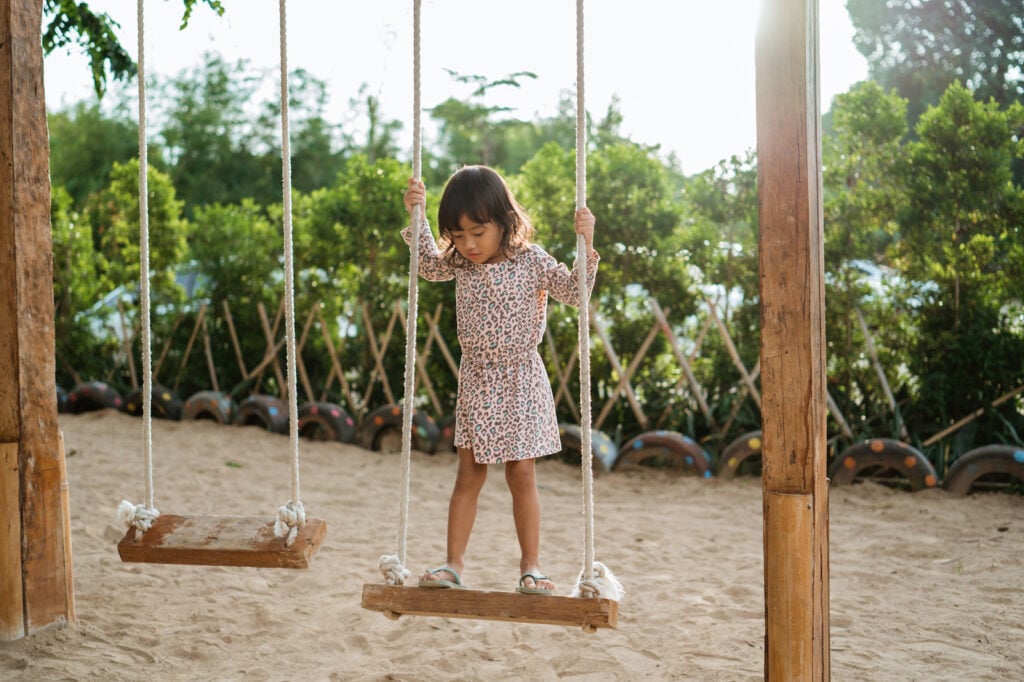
xmin=717 ymin=430 xmax=763 ymax=479
xmin=67 ymin=381 xmax=123 ymax=414
xmin=358 ymin=404 xmax=441 ymax=454
xmin=233 ymin=394 xmax=289 ymax=434
xmin=181 ymin=390 xmax=236 ymax=425
xmin=123 ymin=384 xmax=183 ymax=420
xmin=297 ymin=402 xmax=357 ymax=443
xmin=829 ymin=438 xmax=939 ymax=491
xmin=556 ymin=423 xmax=618 ymax=472
xmin=614 ymin=430 xmax=713 ymax=477
xmin=943 ymin=445 xmax=1024 ymax=496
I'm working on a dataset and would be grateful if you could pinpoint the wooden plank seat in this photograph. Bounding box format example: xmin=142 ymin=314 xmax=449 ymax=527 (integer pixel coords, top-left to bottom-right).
xmin=361 ymin=583 xmax=618 ymax=631
xmin=117 ymin=515 xmax=327 ymax=569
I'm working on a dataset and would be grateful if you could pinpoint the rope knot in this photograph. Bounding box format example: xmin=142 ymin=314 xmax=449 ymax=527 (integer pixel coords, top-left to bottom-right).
xmin=117 ymin=500 xmax=160 ymax=541
xmin=275 ymin=500 xmax=306 ymax=546
xmin=378 ymin=554 xmax=411 ymax=585
xmin=572 ymin=561 xmax=624 ymax=601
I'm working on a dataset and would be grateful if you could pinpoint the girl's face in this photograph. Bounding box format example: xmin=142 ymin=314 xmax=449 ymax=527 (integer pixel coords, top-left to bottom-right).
xmin=451 ymin=214 xmax=505 ymax=264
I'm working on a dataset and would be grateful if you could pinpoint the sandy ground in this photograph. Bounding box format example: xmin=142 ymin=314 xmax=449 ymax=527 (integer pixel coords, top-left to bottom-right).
xmin=1 ymin=410 xmax=1021 ymax=680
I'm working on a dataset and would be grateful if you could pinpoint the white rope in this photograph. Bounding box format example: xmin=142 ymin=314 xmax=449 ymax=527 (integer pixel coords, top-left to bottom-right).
xmin=379 ymin=0 xmax=422 ymax=586
xmin=572 ymin=0 xmax=622 ymax=603
xmin=275 ymin=0 xmax=305 ymax=546
xmin=119 ymin=0 xmax=160 ymax=538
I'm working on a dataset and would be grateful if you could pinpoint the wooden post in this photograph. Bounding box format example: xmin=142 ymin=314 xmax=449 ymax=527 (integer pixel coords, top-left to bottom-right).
xmin=755 ymin=0 xmax=829 ymax=679
xmin=0 ymin=0 xmax=75 ymax=640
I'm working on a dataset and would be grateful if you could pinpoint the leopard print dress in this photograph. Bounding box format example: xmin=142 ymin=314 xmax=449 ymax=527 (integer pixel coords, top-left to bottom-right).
xmin=403 ymin=222 xmax=599 ymax=463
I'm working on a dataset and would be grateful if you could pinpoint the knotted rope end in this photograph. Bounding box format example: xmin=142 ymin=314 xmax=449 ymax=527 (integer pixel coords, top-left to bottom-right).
xmin=275 ymin=500 xmax=306 ymax=546
xmin=117 ymin=499 xmax=160 ymax=542
xmin=378 ymin=554 xmax=411 ymax=586
xmin=571 ymin=560 xmax=624 ymax=601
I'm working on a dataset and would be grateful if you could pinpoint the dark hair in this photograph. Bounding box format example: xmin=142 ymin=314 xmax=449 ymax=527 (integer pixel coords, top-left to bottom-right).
xmin=436 ymin=165 xmax=533 ymax=261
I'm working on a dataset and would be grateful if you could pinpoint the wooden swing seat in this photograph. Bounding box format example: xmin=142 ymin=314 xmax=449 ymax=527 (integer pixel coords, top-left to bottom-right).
xmin=360 ymin=583 xmax=617 ymax=630
xmin=117 ymin=514 xmax=327 ymax=569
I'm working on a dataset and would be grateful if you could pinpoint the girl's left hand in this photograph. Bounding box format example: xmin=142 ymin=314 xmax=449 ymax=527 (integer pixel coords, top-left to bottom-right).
xmin=574 ymin=207 xmax=596 ymax=256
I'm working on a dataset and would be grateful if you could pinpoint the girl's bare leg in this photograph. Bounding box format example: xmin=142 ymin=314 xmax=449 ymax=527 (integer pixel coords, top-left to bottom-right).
xmin=505 ymin=458 xmax=555 ymax=592
xmin=419 ymin=448 xmax=487 ymax=584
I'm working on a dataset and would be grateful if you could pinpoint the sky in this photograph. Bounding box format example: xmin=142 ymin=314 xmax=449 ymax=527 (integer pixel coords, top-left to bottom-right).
xmin=43 ymin=0 xmax=869 ymax=175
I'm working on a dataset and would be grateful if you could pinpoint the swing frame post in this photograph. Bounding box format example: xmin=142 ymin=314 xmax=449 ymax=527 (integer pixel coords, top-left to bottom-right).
xmin=0 ymin=0 xmax=75 ymax=640
xmin=755 ymin=0 xmax=830 ymax=678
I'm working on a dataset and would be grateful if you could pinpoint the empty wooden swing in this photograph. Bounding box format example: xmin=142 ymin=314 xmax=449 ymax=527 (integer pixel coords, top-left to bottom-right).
xmin=360 ymin=0 xmax=621 ymax=631
xmin=117 ymin=0 xmax=326 ymax=568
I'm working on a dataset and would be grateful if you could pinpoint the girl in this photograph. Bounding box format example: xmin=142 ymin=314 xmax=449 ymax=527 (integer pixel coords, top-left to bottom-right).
xmin=402 ymin=165 xmax=598 ymax=595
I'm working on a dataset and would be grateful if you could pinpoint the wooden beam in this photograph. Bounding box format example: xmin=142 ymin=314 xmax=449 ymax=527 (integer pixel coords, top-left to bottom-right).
xmin=361 ymin=584 xmax=617 ymax=631
xmin=1 ymin=0 xmax=74 ymax=640
xmin=0 ymin=443 xmax=23 ymax=640
xmin=117 ymin=515 xmax=327 ymax=569
xmin=755 ymin=0 xmax=830 ymax=679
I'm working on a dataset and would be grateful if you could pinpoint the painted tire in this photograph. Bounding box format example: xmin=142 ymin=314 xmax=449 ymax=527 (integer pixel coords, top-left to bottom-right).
xmin=56 ymin=384 xmax=69 ymax=413
xmin=67 ymin=381 xmax=124 ymax=414
xmin=943 ymin=445 xmax=1024 ymax=496
xmin=297 ymin=401 xmax=357 ymax=444
xmin=614 ymin=430 xmax=713 ymax=478
xmin=123 ymin=384 xmax=183 ymax=420
xmin=717 ymin=430 xmax=764 ymax=479
xmin=357 ymin=404 xmax=442 ymax=454
xmin=829 ymin=438 xmax=939 ymax=491
xmin=181 ymin=390 xmax=236 ymax=425
xmin=436 ymin=415 xmax=457 ymax=453
xmin=556 ymin=423 xmax=618 ymax=472
xmin=233 ymin=394 xmax=289 ymax=434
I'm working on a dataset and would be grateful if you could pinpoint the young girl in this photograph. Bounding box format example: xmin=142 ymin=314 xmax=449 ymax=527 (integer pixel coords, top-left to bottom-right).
xmin=402 ymin=165 xmax=598 ymax=595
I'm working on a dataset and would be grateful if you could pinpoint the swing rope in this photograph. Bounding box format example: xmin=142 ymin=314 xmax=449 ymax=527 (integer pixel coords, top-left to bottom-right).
xmin=378 ymin=0 xmax=422 ymax=586
xmin=119 ymin=0 xmax=307 ymax=547
xmin=117 ymin=0 xmax=159 ymax=540
xmin=571 ymin=0 xmax=622 ymax=601
xmin=273 ymin=0 xmax=306 ymax=545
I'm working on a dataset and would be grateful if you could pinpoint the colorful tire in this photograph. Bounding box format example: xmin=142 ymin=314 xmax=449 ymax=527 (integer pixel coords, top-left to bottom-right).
xmin=614 ymin=430 xmax=713 ymax=477
xmin=556 ymin=423 xmax=618 ymax=472
xmin=67 ymin=381 xmax=124 ymax=414
xmin=943 ymin=445 xmax=1024 ymax=496
xmin=829 ymin=438 xmax=939 ymax=491
xmin=233 ymin=394 xmax=289 ymax=434
xmin=357 ymin=404 xmax=442 ymax=454
xmin=123 ymin=384 xmax=183 ymax=420
xmin=297 ymin=401 xmax=357 ymax=444
xmin=181 ymin=390 xmax=236 ymax=425
xmin=436 ymin=415 xmax=457 ymax=453
xmin=717 ymin=430 xmax=764 ymax=479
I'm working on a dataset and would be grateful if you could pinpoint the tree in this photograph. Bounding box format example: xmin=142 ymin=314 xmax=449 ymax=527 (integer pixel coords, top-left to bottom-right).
xmin=42 ymin=0 xmax=225 ymax=97
xmin=47 ymin=97 xmax=144 ymax=207
xmin=847 ymin=0 xmax=1024 ymax=123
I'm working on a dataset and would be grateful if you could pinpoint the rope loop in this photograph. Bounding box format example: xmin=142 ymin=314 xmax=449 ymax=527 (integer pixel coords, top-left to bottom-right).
xmin=274 ymin=499 xmax=306 ymax=546
xmin=378 ymin=554 xmax=412 ymax=586
xmin=117 ymin=499 xmax=160 ymax=542
xmin=571 ymin=561 xmax=624 ymax=601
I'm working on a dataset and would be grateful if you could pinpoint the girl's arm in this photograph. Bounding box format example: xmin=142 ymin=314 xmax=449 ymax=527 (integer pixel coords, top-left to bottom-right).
xmin=539 ymin=207 xmax=599 ymax=307
xmin=401 ymin=177 xmax=455 ymax=282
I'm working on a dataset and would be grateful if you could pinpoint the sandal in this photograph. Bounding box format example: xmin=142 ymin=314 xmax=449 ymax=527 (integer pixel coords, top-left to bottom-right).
xmin=516 ymin=572 xmax=552 ymax=595
xmin=418 ymin=566 xmax=468 ymax=589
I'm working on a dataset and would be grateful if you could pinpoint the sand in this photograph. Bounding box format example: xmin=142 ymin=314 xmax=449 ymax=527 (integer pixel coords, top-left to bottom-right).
xmin=1 ymin=410 xmax=1021 ymax=680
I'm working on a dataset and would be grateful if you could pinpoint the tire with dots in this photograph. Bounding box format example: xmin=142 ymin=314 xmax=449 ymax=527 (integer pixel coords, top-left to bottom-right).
xmin=123 ymin=384 xmax=183 ymax=420
xmin=717 ymin=430 xmax=764 ymax=479
xmin=358 ymin=404 xmax=442 ymax=454
xmin=297 ymin=401 xmax=357 ymax=444
xmin=829 ymin=438 xmax=939 ymax=491
xmin=181 ymin=390 xmax=236 ymax=425
xmin=943 ymin=445 xmax=1024 ymax=496
xmin=233 ymin=394 xmax=289 ymax=434
xmin=67 ymin=381 xmax=123 ymax=414
xmin=614 ymin=430 xmax=713 ymax=478
xmin=436 ymin=415 xmax=457 ymax=453
xmin=556 ymin=423 xmax=618 ymax=472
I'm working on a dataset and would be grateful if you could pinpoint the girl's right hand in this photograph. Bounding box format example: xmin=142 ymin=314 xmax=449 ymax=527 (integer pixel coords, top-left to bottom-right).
xmin=404 ymin=177 xmax=426 ymax=217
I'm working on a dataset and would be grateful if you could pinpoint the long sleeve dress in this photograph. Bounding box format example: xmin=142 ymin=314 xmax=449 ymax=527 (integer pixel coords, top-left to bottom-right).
xmin=403 ymin=221 xmax=599 ymax=463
